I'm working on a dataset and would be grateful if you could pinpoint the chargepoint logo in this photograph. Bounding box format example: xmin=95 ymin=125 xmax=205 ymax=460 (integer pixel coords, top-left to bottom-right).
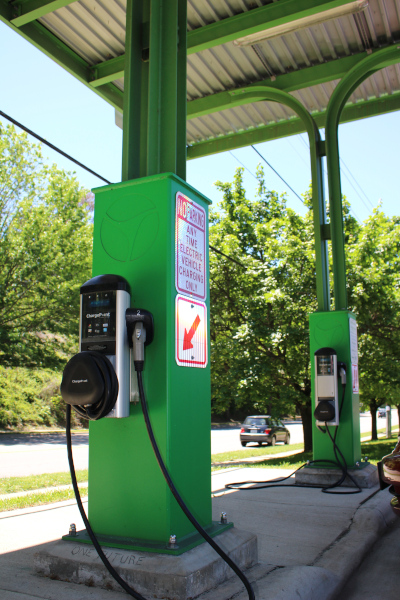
xmin=86 ymin=312 xmax=110 ymax=319
xmin=72 ymin=379 xmax=88 ymax=384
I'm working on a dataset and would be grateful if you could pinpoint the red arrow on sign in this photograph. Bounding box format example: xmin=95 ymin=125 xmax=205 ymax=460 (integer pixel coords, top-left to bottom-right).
xmin=183 ymin=314 xmax=201 ymax=350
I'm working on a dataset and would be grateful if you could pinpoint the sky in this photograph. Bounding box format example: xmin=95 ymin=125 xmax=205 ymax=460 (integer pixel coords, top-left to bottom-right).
xmin=0 ymin=20 xmax=399 ymax=224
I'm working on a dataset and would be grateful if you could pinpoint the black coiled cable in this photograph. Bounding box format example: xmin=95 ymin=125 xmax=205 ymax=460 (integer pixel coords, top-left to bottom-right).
xmin=65 ymin=367 xmax=255 ymax=600
xmin=66 ymin=404 xmax=147 ymax=600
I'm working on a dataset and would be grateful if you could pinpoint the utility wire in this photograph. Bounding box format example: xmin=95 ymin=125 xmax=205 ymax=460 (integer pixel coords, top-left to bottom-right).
xmin=299 ymin=133 xmax=371 ymax=219
xmin=0 ymin=109 xmax=112 ymax=185
xmin=0 ymin=109 xmax=245 ymax=268
xmin=339 ymin=159 xmax=374 ymax=210
xmin=251 ymin=144 xmax=304 ymax=204
xmin=229 ymin=151 xmax=262 ymax=183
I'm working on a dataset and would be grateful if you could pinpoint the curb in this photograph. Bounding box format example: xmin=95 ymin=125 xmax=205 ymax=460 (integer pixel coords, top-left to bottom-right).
xmin=314 ymin=487 xmax=396 ymax=599
xmin=250 ymin=488 xmax=396 ymax=600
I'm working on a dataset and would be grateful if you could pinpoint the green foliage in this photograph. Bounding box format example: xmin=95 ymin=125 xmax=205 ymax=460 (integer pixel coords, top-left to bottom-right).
xmin=0 ymin=123 xmax=93 ymax=368
xmin=0 ymin=365 xmax=86 ymax=429
xmin=209 ymin=167 xmax=317 ymax=447
xmin=346 ymin=206 xmax=400 ymax=437
xmin=0 ymin=366 xmax=58 ymax=428
xmin=209 ymin=167 xmax=400 ymax=451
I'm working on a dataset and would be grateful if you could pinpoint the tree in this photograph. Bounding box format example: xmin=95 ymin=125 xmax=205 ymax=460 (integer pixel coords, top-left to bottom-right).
xmin=209 ymin=167 xmax=400 ymax=451
xmin=0 ymin=124 xmax=93 ymax=367
xmin=347 ymin=208 xmax=400 ymax=439
xmin=209 ymin=167 xmax=318 ymax=451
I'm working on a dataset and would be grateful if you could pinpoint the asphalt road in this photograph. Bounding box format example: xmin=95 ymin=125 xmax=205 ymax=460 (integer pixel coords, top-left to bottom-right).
xmin=0 ymin=412 xmax=397 ymax=478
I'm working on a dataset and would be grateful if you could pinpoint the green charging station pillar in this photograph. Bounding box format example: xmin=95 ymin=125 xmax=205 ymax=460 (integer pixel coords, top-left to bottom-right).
xmin=86 ymin=173 xmax=226 ymax=552
xmin=309 ymin=311 xmax=360 ymax=467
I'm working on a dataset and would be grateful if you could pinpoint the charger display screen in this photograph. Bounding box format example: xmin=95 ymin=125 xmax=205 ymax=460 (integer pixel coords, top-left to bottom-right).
xmin=81 ymin=291 xmax=117 ymax=353
xmin=317 ymin=355 xmax=334 ymax=376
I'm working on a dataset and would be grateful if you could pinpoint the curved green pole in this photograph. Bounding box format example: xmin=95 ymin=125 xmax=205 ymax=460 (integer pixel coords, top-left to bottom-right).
xmin=229 ymin=87 xmax=330 ymax=311
xmin=325 ymin=45 xmax=400 ymax=310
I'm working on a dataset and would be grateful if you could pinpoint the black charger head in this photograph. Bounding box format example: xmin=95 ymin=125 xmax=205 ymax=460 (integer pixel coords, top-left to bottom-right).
xmin=314 ymin=400 xmax=336 ymax=422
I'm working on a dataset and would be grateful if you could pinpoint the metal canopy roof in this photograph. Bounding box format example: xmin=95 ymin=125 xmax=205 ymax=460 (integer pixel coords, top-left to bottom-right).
xmin=1 ymin=0 xmax=400 ymax=160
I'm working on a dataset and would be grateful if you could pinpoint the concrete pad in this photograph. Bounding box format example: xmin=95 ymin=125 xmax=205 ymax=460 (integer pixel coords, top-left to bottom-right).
xmin=295 ymin=463 xmax=378 ymax=488
xmin=211 ymin=468 xmax=377 ymax=567
xmin=34 ymin=527 xmax=257 ymax=599
xmin=0 ymin=468 xmax=396 ymax=600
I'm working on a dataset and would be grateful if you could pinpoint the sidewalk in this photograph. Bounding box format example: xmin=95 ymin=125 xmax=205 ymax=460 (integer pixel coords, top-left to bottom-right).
xmin=0 ymin=467 xmax=397 ymax=600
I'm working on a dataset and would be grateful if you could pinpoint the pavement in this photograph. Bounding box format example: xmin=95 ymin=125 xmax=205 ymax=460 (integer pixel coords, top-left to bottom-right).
xmin=1 ymin=465 xmax=399 ymax=600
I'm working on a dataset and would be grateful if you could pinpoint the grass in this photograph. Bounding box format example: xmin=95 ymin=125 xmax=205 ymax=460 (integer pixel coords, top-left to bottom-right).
xmin=0 ymin=433 xmax=398 ymax=511
xmin=0 ymin=485 xmax=87 ymax=512
xmin=0 ymin=469 xmax=88 ymax=494
xmin=218 ymin=436 xmax=400 ymax=472
xmin=361 ymin=425 xmax=398 ymax=439
xmin=212 ymin=442 xmax=303 ymax=463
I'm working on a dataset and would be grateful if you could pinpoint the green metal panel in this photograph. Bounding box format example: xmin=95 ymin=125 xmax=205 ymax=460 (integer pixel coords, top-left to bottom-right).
xmin=309 ymin=311 xmax=361 ymax=466
xmin=325 ymin=45 xmax=400 ymax=311
xmin=11 ymin=0 xmax=78 ymax=28
xmin=186 ymin=0 xmax=357 ymax=54
xmin=88 ymin=173 xmax=212 ymax=544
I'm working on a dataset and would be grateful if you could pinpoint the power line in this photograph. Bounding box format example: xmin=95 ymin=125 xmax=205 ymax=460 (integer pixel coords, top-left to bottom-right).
xmin=0 ymin=109 xmax=247 ymax=268
xmin=0 ymin=109 xmax=112 ymax=185
xmin=339 ymin=159 xmax=374 ymax=211
xmin=251 ymin=144 xmax=304 ymax=204
xmin=299 ymin=133 xmax=371 ymax=219
xmin=299 ymin=134 xmax=362 ymax=221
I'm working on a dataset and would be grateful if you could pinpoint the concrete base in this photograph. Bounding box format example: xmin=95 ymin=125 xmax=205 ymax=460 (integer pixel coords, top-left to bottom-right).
xmin=34 ymin=527 xmax=257 ymax=599
xmin=295 ymin=463 xmax=378 ymax=489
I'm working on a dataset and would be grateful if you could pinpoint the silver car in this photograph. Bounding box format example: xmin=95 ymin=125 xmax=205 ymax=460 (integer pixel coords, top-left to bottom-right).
xmin=240 ymin=415 xmax=290 ymax=447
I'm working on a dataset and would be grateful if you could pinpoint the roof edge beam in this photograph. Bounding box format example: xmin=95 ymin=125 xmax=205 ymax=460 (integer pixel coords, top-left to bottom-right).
xmin=187 ymin=0 xmax=363 ymax=54
xmin=187 ymin=92 xmax=400 ymax=159
xmin=90 ymin=55 xmax=125 ymax=88
xmin=187 ymin=50 xmax=377 ymax=119
xmin=10 ymin=0 xmax=79 ymax=28
xmin=0 ymin=2 xmax=123 ymax=111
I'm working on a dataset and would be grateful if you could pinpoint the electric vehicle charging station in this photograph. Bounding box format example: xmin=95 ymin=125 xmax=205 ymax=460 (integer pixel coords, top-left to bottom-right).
xmin=309 ymin=311 xmax=361 ymax=468
xmin=65 ymin=174 xmax=217 ymax=546
xmin=56 ymin=173 xmax=258 ymax=600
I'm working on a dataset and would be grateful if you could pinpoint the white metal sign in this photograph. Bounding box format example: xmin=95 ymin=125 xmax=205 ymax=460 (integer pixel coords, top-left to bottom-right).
xmin=175 ymin=192 xmax=206 ymax=300
xmin=349 ymin=317 xmax=359 ymax=394
xmin=175 ymin=295 xmax=207 ymax=368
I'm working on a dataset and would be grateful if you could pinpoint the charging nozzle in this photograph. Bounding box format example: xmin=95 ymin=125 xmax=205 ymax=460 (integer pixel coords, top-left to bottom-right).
xmin=126 ymin=308 xmax=154 ymax=372
xmin=338 ymin=362 xmax=347 ymax=385
xmin=133 ymin=322 xmax=146 ymax=371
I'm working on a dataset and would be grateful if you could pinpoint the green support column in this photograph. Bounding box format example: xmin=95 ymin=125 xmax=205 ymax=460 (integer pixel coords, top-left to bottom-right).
xmin=312 ymin=45 xmax=400 ymax=467
xmin=325 ymin=45 xmax=400 ymax=311
xmin=88 ymin=174 xmax=218 ymax=551
xmin=121 ymin=0 xmax=146 ymax=181
xmin=228 ymin=86 xmax=330 ymax=310
xmin=85 ymin=0 xmax=221 ymax=553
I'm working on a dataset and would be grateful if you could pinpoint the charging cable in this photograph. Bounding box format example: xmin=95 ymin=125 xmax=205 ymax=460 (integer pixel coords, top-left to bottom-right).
xmin=227 ymin=369 xmax=361 ymax=495
xmin=132 ymin=322 xmax=255 ymax=600
xmin=66 ymin=404 xmax=147 ymax=600
xmin=65 ymin=318 xmax=255 ymax=600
